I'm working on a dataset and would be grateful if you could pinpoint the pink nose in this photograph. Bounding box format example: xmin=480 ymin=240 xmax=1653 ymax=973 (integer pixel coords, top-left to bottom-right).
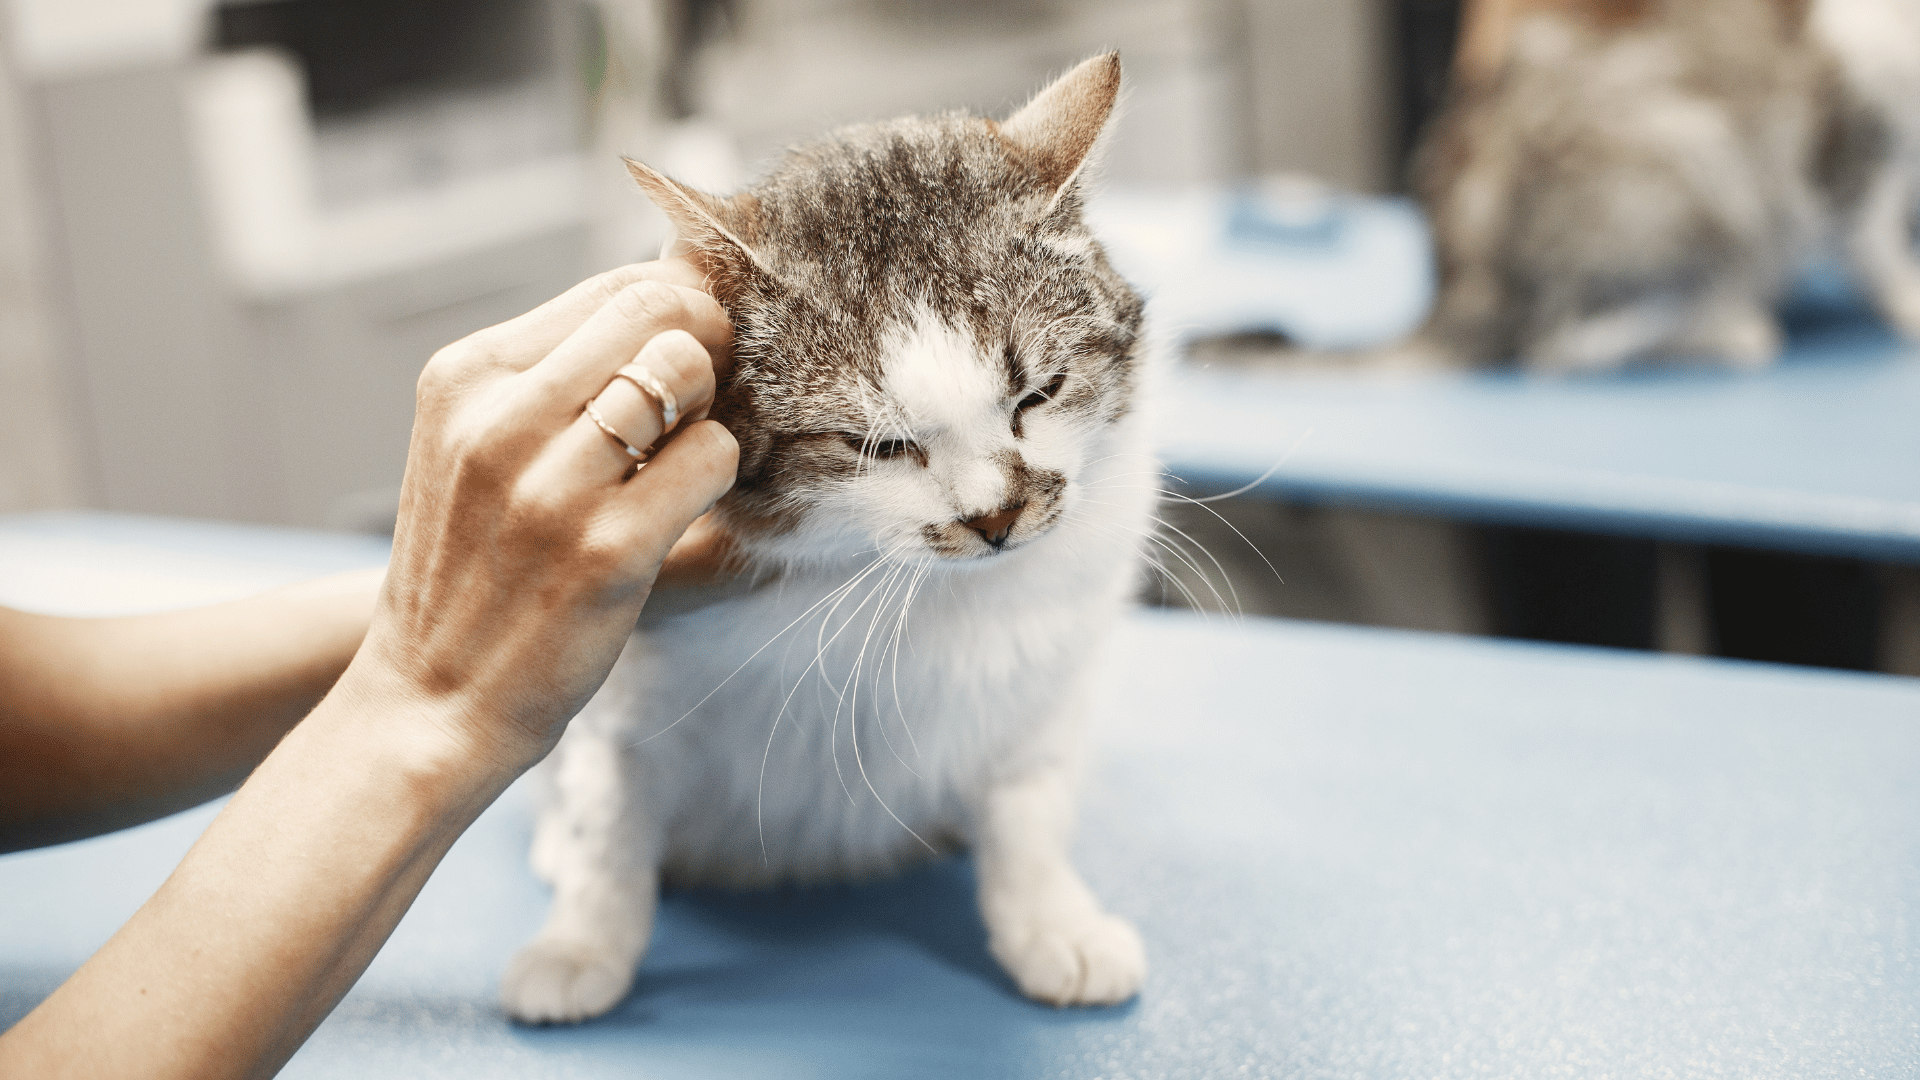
xmin=962 ymin=503 xmax=1025 ymax=548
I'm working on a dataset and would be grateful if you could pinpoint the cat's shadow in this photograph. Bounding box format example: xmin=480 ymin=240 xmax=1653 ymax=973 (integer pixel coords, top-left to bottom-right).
xmin=622 ymin=855 xmax=1021 ymax=1009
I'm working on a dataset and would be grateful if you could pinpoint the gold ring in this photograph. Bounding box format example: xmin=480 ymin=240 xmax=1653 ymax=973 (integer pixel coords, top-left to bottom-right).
xmin=609 ymin=363 xmax=679 ymax=433
xmin=585 ymin=401 xmax=645 ymax=460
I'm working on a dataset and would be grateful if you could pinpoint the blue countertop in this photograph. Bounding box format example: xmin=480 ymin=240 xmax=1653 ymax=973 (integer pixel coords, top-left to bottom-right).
xmin=1159 ymin=312 xmax=1920 ymax=562
xmin=3 ymin=514 xmax=1916 ymax=1077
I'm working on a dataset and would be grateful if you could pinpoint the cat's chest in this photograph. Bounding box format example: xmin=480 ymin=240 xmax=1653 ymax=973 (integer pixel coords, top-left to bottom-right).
xmin=621 ymin=551 xmax=1116 ymax=883
xmin=640 ymin=548 xmax=1110 ymax=740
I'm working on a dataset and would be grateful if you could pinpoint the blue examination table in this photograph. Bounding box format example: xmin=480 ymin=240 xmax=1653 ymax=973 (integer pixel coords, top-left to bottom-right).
xmin=1159 ymin=298 xmax=1920 ymax=565
xmin=2 ymin=513 xmax=1916 ymax=1077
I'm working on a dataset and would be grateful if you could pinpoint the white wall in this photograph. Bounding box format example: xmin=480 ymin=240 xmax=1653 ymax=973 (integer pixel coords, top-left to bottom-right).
xmin=0 ymin=14 xmax=85 ymax=513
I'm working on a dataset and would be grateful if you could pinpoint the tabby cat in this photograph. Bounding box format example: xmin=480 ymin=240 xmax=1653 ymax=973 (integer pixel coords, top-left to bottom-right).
xmin=502 ymin=54 xmax=1158 ymax=1023
xmin=1402 ymin=0 xmax=1920 ymax=373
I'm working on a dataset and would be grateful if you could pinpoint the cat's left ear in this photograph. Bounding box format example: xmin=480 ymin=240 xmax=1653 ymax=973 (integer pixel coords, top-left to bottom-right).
xmin=995 ymin=52 xmax=1121 ymax=200
xmin=624 ymin=157 xmax=766 ymax=303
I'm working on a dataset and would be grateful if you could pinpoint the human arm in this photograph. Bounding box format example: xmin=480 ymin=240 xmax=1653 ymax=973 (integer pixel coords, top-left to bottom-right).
xmin=1 ymin=438 xmax=732 ymax=850
xmin=0 ymin=258 xmax=739 ymax=1078
xmin=0 ymin=518 xmax=731 ymax=855
xmin=0 ymin=568 xmax=382 ymax=852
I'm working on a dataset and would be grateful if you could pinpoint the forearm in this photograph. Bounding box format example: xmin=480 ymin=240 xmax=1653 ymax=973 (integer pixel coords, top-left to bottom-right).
xmin=0 ymin=568 xmax=383 ymax=850
xmin=0 ymin=258 xmax=739 ymax=1074
xmin=0 ymin=675 xmax=519 ymax=1080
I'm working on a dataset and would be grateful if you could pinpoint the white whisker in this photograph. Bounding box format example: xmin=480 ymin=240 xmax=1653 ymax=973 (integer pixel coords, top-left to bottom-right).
xmin=1162 ymin=427 xmax=1315 ymax=504
xmin=628 ymin=552 xmax=890 ymax=747
xmin=1073 ymin=498 xmax=1239 ymax=615
xmin=1069 ymin=508 xmax=1220 ymax=615
xmin=753 ymin=543 xmax=909 ymax=863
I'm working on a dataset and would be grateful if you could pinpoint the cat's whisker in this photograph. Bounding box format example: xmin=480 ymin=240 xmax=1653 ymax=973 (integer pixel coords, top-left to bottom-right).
xmin=884 ymin=559 xmax=930 ymax=762
xmin=1070 ymin=505 xmax=1232 ymax=616
xmin=1157 ymin=430 xmax=1314 ymax=506
xmin=1066 ymin=508 xmax=1198 ymax=601
xmin=1087 ymin=504 xmax=1241 ymax=615
xmin=761 ymin=562 xmax=900 ymax=842
xmin=852 ymin=556 xmax=923 ymax=778
xmin=1076 ymin=456 xmax=1289 ymax=590
xmin=1148 ymin=490 xmax=1287 ymax=588
xmin=628 ymin=552 xmax=898 ymax=748
xmin=1073 ymin=493 xmax=1227 ymax=587
xmin=807 ymin=548 xmax=910 ymax=808
xmin=1081 ymin=523 xmax=1214 ymax=615
xmin=831 ymin=554 xmax=903 ymax=731
xmin=838 ymin=559 xmax=939 ymax=856
xmin=1143 ymin=511 xmax=1248 ymax=614
xmin=752 ymin=545 xmax=911 ymax=862
xmin=1075 ymin=450 xmax=1165 ymax=474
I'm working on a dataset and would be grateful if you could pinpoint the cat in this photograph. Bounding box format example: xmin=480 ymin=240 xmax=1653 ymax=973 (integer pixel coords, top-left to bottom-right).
xmin=501 ymin=53 xmax=1157 ymax=1023
xmin=1392 ymin=0 xmax=1920 ymax=374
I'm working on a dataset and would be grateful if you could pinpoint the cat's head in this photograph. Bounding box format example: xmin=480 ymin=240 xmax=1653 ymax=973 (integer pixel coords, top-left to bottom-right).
xmin=626 ymin=54 xmax=1143 ymax=570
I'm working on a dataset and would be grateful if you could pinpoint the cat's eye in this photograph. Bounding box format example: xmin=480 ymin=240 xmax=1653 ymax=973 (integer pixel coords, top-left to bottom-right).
xmin=842 ymin=433 xmax=919 ymax=462
xmin=1017 ymin=372 xmax=1068 ymax=413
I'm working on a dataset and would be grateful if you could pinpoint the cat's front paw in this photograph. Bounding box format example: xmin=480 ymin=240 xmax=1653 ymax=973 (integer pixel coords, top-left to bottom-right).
xmin=990 ymin=910 xmax=1147 ymax=1006
xmin=501 ymin=937 xmax=634 ymax=1024
xmin=1878 ymin=282 xmax=1920 ymax=342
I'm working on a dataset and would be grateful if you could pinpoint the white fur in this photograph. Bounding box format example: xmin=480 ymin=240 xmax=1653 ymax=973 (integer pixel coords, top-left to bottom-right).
xmin=503 ymin=315 xmax=1161 ymax=1022
xmin=1819 ymin=0 xmax=1920 ymax=338
xmin=1818 ymin=0 xmax=1920 ymax=106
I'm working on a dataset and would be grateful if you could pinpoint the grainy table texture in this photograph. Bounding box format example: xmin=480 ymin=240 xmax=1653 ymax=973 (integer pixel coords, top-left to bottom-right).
xmin=3 ymin=513 xmax=1915 ymax=1078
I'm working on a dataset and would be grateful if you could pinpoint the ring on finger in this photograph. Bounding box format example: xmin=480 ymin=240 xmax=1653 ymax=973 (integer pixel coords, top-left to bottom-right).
xmin=585 ymin=401 xmax=647 ymax=460
xmin=609 ymin=362 xmax=679 ymax=433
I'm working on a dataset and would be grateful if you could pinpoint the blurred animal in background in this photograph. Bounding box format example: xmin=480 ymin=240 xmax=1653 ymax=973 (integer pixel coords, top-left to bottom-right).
xmin=503 ymin=54 xmax=1158 ymax=1023
xmin=1394 ymin=0 xmax=1920 ymax=374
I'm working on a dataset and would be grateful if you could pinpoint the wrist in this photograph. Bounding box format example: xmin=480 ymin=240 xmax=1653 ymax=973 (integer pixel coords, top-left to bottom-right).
xmin=314 ymin=656 xmax=538 ymax=814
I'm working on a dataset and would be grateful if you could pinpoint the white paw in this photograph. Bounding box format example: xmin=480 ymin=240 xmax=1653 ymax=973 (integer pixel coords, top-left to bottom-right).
xmin=990 ymin=911 xmax=1147 ymax=1006
xmin=501 ymin=937 xmax=634 ymax=1024
xmin=1880 ymin=283 xmax=1920 ymax=342
xmin=1710 ymin=309 xmax=1782 ymax=372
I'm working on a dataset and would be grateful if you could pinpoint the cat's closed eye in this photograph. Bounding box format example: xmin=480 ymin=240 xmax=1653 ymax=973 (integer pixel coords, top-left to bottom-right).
xmin=1017 ymin=372 xmax=1068 ymax=414
xmin=841 ymin=433 xmax=921 ymax=463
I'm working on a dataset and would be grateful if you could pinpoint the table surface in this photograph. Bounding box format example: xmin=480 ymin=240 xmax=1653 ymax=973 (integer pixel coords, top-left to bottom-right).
xmin=3 ymin=512 xmax=1917 ymax=1079
xmin=1158 ymin=305 xmax=1920 ymax=563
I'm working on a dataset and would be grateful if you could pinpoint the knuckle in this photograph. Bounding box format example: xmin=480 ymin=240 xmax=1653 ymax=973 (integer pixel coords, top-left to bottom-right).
xmin=581 ymin=265 xmax=650 ymax=307
xmin=609 ymin=279 xmax=686 ymax=330
xmin=574 ymin=527 xmax=629 ymax=571
xmin=419 ymin=339 xmax=488 ymax=399
xmin=655 ymin=330 xmax=714 ymax=389
xmin=446 ymin=417 xmax=508 ymax=476
xmin=508 ymin=475 xmax=569 ymax=522
xmin=445 ymin=402 xmax=539 ymax=483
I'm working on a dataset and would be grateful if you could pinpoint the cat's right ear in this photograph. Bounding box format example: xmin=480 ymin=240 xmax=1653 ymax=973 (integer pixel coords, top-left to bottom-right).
xmin=624 ymin=157 xmax=765 ymax=303
xmin=995 ymin=52 xmax=1122 ymax=199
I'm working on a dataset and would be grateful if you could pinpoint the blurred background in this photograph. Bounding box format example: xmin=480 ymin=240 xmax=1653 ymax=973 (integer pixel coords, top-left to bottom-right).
xmin=1 ymin=0 xmax=1914 ymax=674
xmin=0 ymin=0 xmax=1421 ymax=523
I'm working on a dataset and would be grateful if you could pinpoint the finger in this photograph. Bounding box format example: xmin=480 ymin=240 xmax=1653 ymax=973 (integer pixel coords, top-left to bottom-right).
xmin=520 ymin=280 xmax=732 ymax=415
xmin=612 ymin=421 xmax=740 ymax=570
xmin=585 ymin=330 xmax=717 ymax=455
xmin=655 ymin=512 xmax=739 ymax=589
xmin=461 ymin=259 xmax=716 ymax=373
xmin=540 ymin=329 xmax=719 ymax=479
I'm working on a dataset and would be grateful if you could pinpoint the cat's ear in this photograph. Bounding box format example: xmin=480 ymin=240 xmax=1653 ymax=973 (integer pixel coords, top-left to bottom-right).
xmin=623 ymin=157 xmax=765 ymax=301
xmin=995 ymin=52 xmax=1121 ymax=196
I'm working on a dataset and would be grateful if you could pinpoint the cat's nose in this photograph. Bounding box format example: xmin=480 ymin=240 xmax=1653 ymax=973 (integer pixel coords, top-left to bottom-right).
xmin=961 ymin=502 xmax=1025 ymax=549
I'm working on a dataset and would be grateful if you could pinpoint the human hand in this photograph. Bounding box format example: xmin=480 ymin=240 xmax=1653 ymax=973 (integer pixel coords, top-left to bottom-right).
xmin=340 ymin=260 xmax=739 ymax=773
xmin=655 ymin=510 xmax=739 ymax=589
